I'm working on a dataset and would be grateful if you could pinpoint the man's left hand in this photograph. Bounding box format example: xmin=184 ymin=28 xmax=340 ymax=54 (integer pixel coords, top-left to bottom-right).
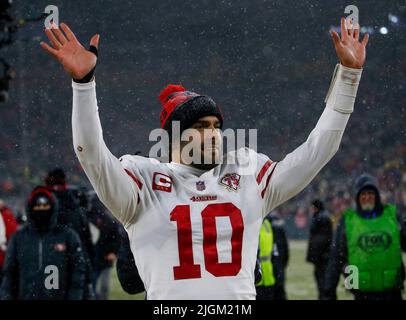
xmin=330 ymin=17 xmax=369 ymax=69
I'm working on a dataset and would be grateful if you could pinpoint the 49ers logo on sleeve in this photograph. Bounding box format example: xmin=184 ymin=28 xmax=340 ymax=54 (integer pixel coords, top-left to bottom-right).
xmin=152 ymin=172 xmax=172 ymax=193
xmin=219 ymin=173 xmax=241 ymax=191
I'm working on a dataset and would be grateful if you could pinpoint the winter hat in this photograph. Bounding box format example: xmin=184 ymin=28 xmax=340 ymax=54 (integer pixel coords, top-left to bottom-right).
xmin=27 ymin=186 xmax=57 ymax=234
xmin=354 ymin=173 xmax=383 ymax=213
xmin=354 ymin=173 xmax=379 ymax=195
xmin=27 ymin=186 xmax=55 ymax=213
xmin=159 ymin=84 xmax=224 ymax=136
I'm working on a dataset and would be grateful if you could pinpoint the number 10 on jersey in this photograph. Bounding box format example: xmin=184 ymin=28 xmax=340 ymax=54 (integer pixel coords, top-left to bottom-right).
xmin=170 ymin=202 xmax=244 ymax=280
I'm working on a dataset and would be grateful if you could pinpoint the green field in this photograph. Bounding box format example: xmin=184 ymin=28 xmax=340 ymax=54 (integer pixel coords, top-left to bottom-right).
xmin=107 ymin=240 xmax=402 ymax=300
xmin=283 ymin=241 xmax=351 ymax=300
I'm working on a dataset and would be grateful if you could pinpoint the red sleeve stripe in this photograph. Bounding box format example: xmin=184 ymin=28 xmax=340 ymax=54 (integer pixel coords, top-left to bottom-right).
xmin=256 ymin=160 xmax=273 ymax=185
xmin=124 ymin=169 xmax=143 ymax=190
xmin=261 ymin=163 xmax=278 ymax=199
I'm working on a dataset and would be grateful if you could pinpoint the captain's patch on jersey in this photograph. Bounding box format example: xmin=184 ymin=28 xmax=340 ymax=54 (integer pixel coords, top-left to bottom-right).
xmin=219 ymin=173 xmax=241 ymax=191
xmin=152 ymin=172 xmax=172 ymax=192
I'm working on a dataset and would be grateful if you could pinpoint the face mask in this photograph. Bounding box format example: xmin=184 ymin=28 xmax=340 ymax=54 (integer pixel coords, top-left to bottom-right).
xmin=30 ymin=210 xmax=53 ymax=234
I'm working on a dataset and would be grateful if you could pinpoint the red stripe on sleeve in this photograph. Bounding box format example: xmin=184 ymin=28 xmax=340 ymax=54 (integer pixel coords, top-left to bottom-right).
xmin=124 ymin=169 xmax=143 ymax=190
xmin=261 ymin=163 xmax=278 ymax=199
xmin=256 ymin=160 xmax=272 ymax=184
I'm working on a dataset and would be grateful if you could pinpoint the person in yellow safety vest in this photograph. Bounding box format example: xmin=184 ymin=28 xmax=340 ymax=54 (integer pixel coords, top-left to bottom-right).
xmin=256 ymin=218 xmax=276 ymax=299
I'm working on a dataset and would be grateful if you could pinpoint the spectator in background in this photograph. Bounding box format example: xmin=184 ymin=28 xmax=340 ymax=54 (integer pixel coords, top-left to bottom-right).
xmin=0 ymin=186 xmax=85 ymax=300
xmin=269 ymin=212 xmax=289 ymax=300
xmin=45 ymin=168 xmax=95 ymax=299
xmin=0 ymin=199 xmax=17 ymax=284
xmin=324 ymin=174 xmax=406 ymax=300
xmin=256 ymin=217 xmax=275 ymax=299
xmin=306 ymin=199 xmax=332 ymax=300
xmin=88 ymin=196 xmax=121 ymax=300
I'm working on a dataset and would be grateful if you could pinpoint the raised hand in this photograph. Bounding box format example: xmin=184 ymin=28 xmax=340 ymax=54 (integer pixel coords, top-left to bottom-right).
xmin=40 ymin=22 xmax=99 ymax=80
xmin=330 ymin=17 xmax=369 ymax=69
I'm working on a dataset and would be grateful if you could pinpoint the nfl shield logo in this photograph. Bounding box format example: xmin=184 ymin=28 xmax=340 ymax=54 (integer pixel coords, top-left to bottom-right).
xmin=196 ymin=181 xmax=206 ymax=191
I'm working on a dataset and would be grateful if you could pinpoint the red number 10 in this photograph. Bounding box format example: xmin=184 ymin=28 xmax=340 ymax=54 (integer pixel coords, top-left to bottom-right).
xmin=170 ymin=202 xmax=244 ymax=280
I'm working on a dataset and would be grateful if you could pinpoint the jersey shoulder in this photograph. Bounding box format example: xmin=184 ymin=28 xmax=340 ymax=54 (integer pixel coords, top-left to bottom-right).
xmin=119 ymin=154 xmax=161 ymax=170
xmin=119 ymin=154 xmax=162 ymax=174
xmin=223 ymin=147 xmax=274 ymax=177
xmin=118 ymin=154 xmax=169 ymax=189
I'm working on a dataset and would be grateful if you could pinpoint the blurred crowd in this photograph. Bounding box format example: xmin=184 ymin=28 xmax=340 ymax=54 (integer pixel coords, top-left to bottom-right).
xmin=0 ymin=168 xmax=136 ymax=299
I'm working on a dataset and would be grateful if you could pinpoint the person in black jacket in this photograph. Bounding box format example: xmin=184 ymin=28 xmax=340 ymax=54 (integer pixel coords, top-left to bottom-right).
xmin=116 ymin=224 xmax=145 ymax=295
xmin=306 ymin=199 xmax=333 ymax=300
xmin=45 ymin=168 xmax=95 ymax=299
xmin=88 ymin=196 xmax=121 ymax=300
xmin=323 ymin=174 xmax=406 ymax=300
xmin=0 ymin=186 xmax=85 ymax=300
xmin=269 ymin=212 xmax=289 ymax=300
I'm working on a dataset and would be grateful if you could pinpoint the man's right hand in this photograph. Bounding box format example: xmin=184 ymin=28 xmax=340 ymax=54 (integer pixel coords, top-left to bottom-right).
xmin=40 ymin=22 xmax=99 ymax=80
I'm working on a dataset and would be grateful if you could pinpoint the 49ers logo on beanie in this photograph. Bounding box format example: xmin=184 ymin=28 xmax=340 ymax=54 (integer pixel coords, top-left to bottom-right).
xmin=159 ymin=84 xmax=224 ymax=134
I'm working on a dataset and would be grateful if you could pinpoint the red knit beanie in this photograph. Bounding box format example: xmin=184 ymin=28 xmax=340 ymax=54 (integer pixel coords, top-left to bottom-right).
xmin=159 ymin=84 xmax=223 ymax=134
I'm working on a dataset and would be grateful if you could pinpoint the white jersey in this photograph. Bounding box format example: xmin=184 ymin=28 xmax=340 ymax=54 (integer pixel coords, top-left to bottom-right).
xmin=71 ymin=64 xmax=362 ymax=299
xmin=0 ymin=211 xmax=6 ymax=251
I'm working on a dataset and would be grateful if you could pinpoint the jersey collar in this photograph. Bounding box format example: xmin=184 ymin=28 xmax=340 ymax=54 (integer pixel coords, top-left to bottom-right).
xmin=167 ymin=162 xmax=208 ymax=176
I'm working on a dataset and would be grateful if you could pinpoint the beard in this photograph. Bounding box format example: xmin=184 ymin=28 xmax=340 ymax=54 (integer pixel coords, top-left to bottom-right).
xmin=178 ymin=137 xmax=222 ymax=171
xmin=360 ymin=202 xmax=375 ymax=211
xmin=191 ymin=148 xmax=221 ymax=170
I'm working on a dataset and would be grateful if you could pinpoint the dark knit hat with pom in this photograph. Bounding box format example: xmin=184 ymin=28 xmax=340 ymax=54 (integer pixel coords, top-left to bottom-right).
xmin=159 ymin=84 xmax=223 ymax=136
xmin=27 ymin=186 xmax=56 ymax=212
